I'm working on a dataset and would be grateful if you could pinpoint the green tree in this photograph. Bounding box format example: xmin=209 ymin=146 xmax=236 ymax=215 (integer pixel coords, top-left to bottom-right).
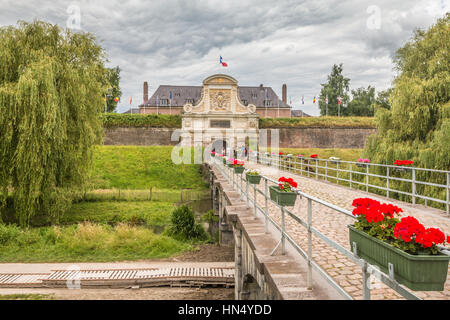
xmin=0 ymin=21 xmax=107 ymax=226
xmin=104 ymin=66 xmax=121 ymax=113
xmin=363 ymin=14 xmax=450 ymax=172
xmin=319 ymin=63 xmax=350 ymax=116
xmin=346 ymin=85 xmax=376 ymax=116
xmin=373 ymin=88 xmax=393 ymax=110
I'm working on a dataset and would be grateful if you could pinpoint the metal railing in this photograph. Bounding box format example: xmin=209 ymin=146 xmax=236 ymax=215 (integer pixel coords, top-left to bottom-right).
xmin=254 ymin=152 xmax=450 ymax=216
xmin=212 ymin=156 xmax=450 ymax=300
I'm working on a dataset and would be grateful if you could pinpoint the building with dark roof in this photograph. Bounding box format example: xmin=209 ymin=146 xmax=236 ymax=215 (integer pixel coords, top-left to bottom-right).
xmin=138 ymin=75 xmax=292 ymax=118
xmin=291 ymin=109 xmax=311 ymax=117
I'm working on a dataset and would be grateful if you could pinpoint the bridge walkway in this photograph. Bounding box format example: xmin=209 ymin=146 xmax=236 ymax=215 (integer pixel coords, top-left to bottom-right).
xmin=243 ymin=161 xmax=450 ymax=300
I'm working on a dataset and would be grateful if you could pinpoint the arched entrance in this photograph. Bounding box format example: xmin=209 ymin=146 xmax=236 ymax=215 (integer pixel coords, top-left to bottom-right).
xmin=211 ymin=139 xmax=227 ymax=155
xmin=241 ymin=274 xmax=263 ymax=300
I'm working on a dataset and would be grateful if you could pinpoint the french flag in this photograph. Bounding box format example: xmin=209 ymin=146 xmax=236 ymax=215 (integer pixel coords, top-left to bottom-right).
xmin=220 ymin=56 xmax=228 ymax=67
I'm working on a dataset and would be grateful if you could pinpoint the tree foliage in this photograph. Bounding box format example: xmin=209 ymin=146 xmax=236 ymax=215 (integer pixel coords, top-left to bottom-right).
xmin=104 ymin=66 xmax=121 ymax=112
xmin=0 ymin=21 xmax=107 ymax=226
xmin=346 ymin=86 xmax=376 ymax=116
xmin=363 ymin=14 xmax=450 ymax=172
xmin=373 ymin=88 xmax=393 ymax=110
xmin=318 ymin=63 xmax=350 ymax=116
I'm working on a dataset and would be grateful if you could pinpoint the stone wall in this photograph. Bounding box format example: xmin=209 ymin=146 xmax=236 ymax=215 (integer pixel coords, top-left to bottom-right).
xmin=103 ymin=126 xmax=376 ymax=149
xmin=103 ymin=127 xmax=178 ymax=146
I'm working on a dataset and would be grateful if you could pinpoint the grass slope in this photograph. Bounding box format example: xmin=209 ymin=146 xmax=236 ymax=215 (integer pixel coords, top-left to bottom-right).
xmin=91 ymin=146 xmax=208 ymax=190
xmin=278 ymin=148 xmax=362 ymax=161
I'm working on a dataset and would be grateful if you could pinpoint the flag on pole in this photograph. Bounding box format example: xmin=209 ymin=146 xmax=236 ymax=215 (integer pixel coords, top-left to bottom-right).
xmin=130 ymin=96 xmax=132 ymax=105
xmin=169 ymin=91 xmax=173 ymax=105
xmin=301 ymin=96 xmax=304 ymax=104
xmin=338 ymin=96 xmax=341 ymax=105
xmin=290 ymin=96 xmax=292 ymax=105
xmin=313 ymin=96 xmax=316 ymax=104
xmin=219 ymin=56 xmax=228 ymax=67
xmin=325 ymin=96 xmax=328 ymax=104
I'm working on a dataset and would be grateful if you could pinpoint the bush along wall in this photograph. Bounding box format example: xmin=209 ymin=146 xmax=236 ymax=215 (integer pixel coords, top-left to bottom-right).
xmin=101 ymin=113 xmax=182 ymax=128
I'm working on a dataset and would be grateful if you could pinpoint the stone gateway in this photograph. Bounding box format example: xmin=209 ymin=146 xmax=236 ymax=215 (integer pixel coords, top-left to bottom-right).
xmin=180 ymin=74 xmax=260 ymax=151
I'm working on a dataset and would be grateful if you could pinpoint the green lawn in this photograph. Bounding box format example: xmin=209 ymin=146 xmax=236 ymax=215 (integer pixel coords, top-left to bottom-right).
xmin=91 ymin=146 xmax=208 ymax=190
xmin=278 ymin=148 xmax=362 ymax=161
xmin=0 ymin=222 xmax=193 ymax=262
xmin=62 ymin=201 xmax=175 ymax=228
xmin=0 ymin=146 xmax=211 ymax=262
xmin=260 ymin=116 xmax=376 ymax=128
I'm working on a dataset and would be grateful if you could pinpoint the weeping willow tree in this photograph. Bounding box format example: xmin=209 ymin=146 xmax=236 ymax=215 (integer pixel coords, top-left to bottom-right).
xmin=362 ymin=14 xmax=449 ymax=206
xmin=0 ymin=21 xmax=107 ymax=226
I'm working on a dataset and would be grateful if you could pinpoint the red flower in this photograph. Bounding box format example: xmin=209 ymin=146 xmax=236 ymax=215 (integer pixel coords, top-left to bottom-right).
xmin=310 ymin=154 xmax=318 ymax=158
xmin=394 ymin=160 xmax=414 ymax=166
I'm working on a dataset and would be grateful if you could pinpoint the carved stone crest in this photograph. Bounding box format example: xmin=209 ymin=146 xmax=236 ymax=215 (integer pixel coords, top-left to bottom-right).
xmin=210 ymin=90 xmax=230 ymax=111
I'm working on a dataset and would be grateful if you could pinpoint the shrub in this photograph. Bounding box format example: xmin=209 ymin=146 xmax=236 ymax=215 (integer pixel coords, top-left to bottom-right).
xmin=169 ymin=205 xmax=207 ymax=241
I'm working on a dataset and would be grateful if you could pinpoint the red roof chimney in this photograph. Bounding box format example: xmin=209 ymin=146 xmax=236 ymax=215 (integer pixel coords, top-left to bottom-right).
xmin=143 ymin=81 xmax=148 ymax=103
xmin=282 ymin=84 xmax=287 ymax=104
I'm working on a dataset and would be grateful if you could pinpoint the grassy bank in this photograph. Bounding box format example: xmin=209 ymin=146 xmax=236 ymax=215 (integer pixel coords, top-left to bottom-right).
xmin=277 ymin=148 xmax=362 ymax=162
xmin=259 ymin=116 xmax=376 ymax=128
xmin=0 ymin=146 xmax=211 ymax=262
xmin=91 ymin=146 xmax=208 ymax=190
xmin=0 ymin=222 xmax=192 ymax=262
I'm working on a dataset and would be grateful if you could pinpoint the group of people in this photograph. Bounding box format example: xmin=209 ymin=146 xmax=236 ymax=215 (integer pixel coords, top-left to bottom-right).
xmin=212 ymin=145 xmax=248 ymax=159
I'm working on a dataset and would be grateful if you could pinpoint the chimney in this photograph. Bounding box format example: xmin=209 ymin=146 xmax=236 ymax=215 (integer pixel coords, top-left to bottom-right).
xmin=259 ymin=84 xmax=264 ymax=90
xmin=143 ymin=81 xmax=148 ymax=103
xmin=282 ymin=84 xmax=287 ymax=104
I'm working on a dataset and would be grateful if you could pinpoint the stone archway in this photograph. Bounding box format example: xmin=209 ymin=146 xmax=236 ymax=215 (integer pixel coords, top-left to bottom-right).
xmin=211 ymin=139 xmax=227 ymax=155
xmin=241 ymin=274 xmax=263 ymax=300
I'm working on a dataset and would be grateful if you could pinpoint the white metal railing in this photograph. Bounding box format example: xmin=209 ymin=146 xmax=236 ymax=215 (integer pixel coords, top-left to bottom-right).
xmin=254 ymin=152 xmax=450 ymax=216
xmin=211 ymin=156 xmax=450 ymax=300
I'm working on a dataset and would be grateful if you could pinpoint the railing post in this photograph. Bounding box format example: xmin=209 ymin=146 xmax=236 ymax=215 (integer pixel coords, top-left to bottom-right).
xmin=387 ymin=167 xmax=390 ymax=199
xmin=366 ymin=164 xmax=369 ymax=193
xmin=301 ymin=158 xmax=303 ymax=176
xmin=362 ymin=261 xmax=371 ymax=300
xmin=412 ymin=168 xmax=416 ymax=205
xmin=349 ymin=163 xmax=353 ymax=189
xmin=254 ymin=183 xmax=257 ymax=219
xmin=246 ymin=174 xmax=249 ymax=208
xmin=447 ymin=172 xmax=449 ymax=217
xmin=307 ymin=198 xmax=313 ymax=289
xmin=265 ymin=178 xmax=269 ymax=233
xmin=325 ymin=160 xmax=328 ymax=182
xmin=337 ymin=162 xmax=340 ymax=184
xmin=294 ymin=157 xmax=298 ymax=174
xmin=281 ymin=206 xmax=286 ymax=255
xmin=315 ymin=160 xmax=318 ymax=180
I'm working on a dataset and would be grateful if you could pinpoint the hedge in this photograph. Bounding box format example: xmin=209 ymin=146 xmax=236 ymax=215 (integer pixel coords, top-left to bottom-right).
xmin=101 ymin=113 xmax=376 ymax=129
xmin=101 ymin=113 xmax=182 ymax=128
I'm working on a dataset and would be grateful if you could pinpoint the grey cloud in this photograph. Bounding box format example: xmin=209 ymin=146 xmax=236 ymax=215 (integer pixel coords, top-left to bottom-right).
xmin=0 ymin=0 xmax=447 ymax=115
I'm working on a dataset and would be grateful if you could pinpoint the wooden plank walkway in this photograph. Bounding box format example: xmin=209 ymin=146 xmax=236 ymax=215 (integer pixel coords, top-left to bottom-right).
xmin=0 ymin=267 xmax=234 ymax=289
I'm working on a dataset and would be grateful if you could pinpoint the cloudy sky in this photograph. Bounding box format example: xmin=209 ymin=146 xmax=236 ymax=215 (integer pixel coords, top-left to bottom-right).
xmin=1 ymin=0 xmax=448 ymax=115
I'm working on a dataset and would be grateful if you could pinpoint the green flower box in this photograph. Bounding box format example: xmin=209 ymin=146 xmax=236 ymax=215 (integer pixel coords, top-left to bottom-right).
xmin=269 ymin=186 xmax=297 ymax=207
xmin=348 ymin=225 xmax=450 ymax=291
xmin=211 ymin=153 xmax=215 ymax=157
xmin=222 ymin=158 xmax=227 ymax=165
xmin=234 ymin=166 xmax=245 ymax=174
xmin=227 ymin=163 xmax=233 ymax=168
xmin=246 ymin=173 xmax=261 ymax=185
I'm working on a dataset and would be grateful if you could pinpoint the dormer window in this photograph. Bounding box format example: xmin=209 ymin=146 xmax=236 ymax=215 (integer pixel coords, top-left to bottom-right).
xmin=241 ymin=99 xmax=248 ymax=106
xmin=185 ymin=98 xmax=195 ymax=104
xmin=264 ymin=100 xmax=271 ymax=106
